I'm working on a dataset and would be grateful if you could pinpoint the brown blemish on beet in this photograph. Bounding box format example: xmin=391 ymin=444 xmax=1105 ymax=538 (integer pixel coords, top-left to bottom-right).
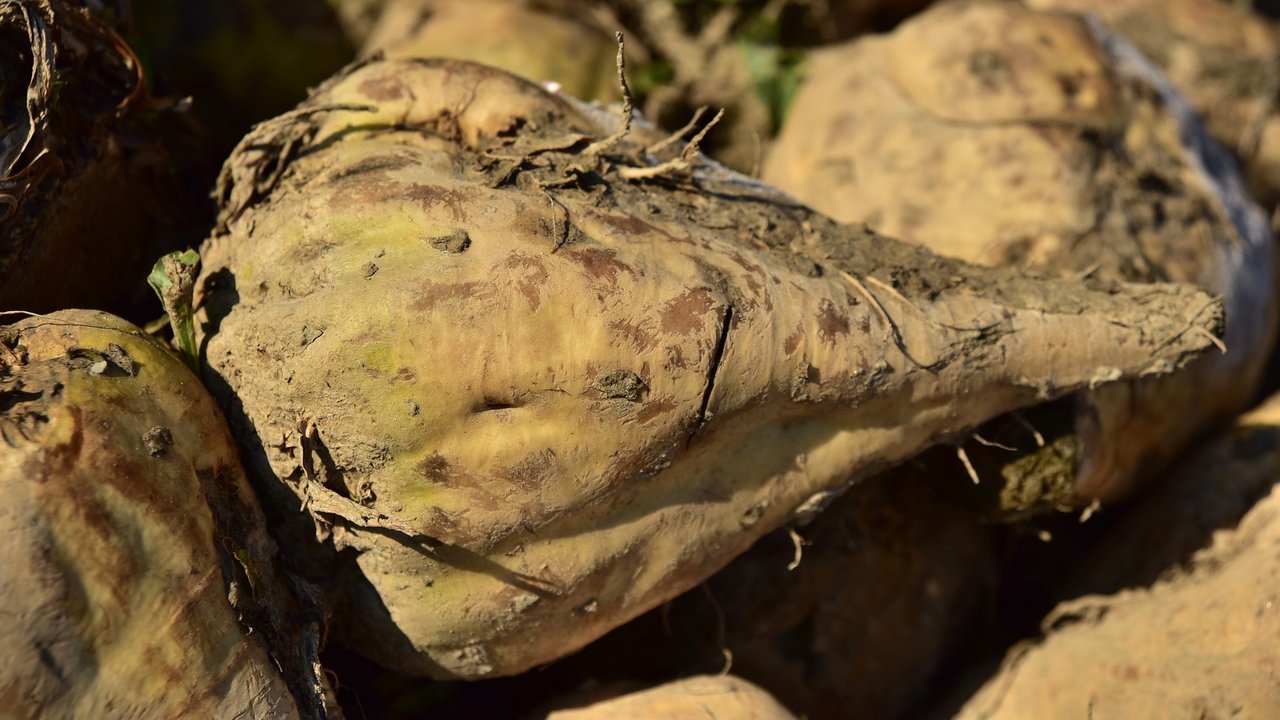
xmin=726 ymin=250 xmax=769 ymax=281
xmin=406 ymin=183 xmax=472 ymax=223
xmin=396 ymin=367 xmax=416 ymax=382
xmin=666 ymin=345 xmax=691 ymax=370
xmin=26 ymin=411 xmax=112 ymax=546
xmin=66 ymin=485 xmax=117 ymax=546
xmin=660 ymin=287 xmax=717 ymax=336
xmin=327 ymin=154 xmax=418 ymax=185
xmin=326 ymin=178 xmax=392 ymax=214
xmin=412 ymin=281 xmax=489 ymax=312
xmin=417 ymin=453 xmax=499 ymax=511
xmin=328 ymin=177 xmax=475 ymax=224
xmin=358 ymin=76 xmax=405 ymax=101
xmin=38 ymin=404 xmax=85 ymax=473
xmin=598 ymin=212 xmax=658 ymax=238
xmin=426 ymin=506 xmax=467 ymax=543
xmin=609 ymin=319 xmax=658 ymax=352
xmin=505 ymin=255 xmax=550 ymax=311
xmin=566 ymin=247 xmax=636 ymax=285
xmin=97 ymin=448 xmax=205 ymax=556
xmin=418 ymin=453 xmax=450 ymax=481
xmin=498 ymin=449 xmax=557 ymax=490
xmin=636 ymin=399 xmax=678 ymax=425
xmin=783 ymin=323 xmax=805 ymax=356
xmin=816 ymin=299 xmax=851 ymax=343
xmin=37 ymin=407 xmax=209 ymax=570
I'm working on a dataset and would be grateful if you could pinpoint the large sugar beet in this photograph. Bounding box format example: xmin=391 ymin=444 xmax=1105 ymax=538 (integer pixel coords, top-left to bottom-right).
xmin=196 ymin=58 xmax=1221 ymax=678
xmin=0 ymin=311 xmax=331 ymax=719
xmin=764 ymin=0 xmax=1276 ymax=507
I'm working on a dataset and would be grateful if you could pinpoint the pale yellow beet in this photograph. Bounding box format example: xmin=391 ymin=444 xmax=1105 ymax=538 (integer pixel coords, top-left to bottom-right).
xmin=197 ymin=58 xmax=1222 ymax=679
xmin=764 ymin=0 xmax=1276 ymax=507
xmin=0 ymin=311 xmax=316 ymax=719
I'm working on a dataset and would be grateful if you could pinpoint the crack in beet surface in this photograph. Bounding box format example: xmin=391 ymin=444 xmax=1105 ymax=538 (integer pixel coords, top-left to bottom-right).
xmin=690 ymin=304 xmax=734 ymax=445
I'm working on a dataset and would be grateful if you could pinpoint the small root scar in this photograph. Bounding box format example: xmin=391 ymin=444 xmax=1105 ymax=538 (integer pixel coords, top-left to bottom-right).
xmin=474 ymin=397 xmax=519 ymax=413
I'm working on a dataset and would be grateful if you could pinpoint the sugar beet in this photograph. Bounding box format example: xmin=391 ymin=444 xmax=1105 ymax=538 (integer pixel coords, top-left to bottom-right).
xmin=196 ymin=58 xmax=1223 ymax=678
xmin=0 ymin=311 xmax=334 ymax=719
xmin=764 ymin=0 xmax=1276 ymax=508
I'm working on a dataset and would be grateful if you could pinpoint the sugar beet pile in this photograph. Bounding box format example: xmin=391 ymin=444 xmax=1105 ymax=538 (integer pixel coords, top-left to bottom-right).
xmin=3 ymin=1 xmax=1280 ymax=718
